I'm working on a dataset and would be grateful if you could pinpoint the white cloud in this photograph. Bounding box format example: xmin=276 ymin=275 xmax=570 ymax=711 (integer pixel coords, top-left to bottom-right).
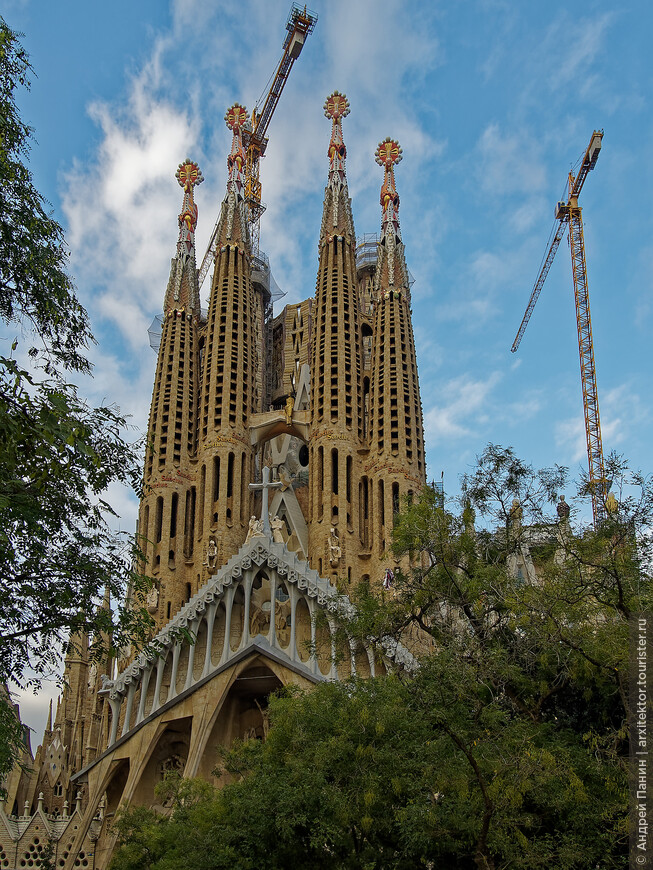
xmin=63 ymin=86 xmax=200 ymax=348
xmin=539 ymin=12 xmax=614 ymax=96
xmin=434 ymin=236 xmax=539 ymax=330
xmin=475 ymin=123 xmax=546 ymax=198
xmin=554 ymin=382 xmax=648 ymax=466
xmin=12 ymin=684 xmax=60 ymax=754
xmin=423 ymin=371 xmax=502 ymax=445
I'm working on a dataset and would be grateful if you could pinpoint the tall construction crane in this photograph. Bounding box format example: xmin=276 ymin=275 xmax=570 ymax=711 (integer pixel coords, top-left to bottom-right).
xmin=511 ymin=130 xmax=607 ymax=525
xmin=198 ymin=4 xmax=317 ymax=287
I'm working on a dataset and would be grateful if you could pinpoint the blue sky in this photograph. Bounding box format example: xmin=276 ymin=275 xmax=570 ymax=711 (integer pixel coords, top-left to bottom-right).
xmin=5 ymin=0 xmax=652 ymax=736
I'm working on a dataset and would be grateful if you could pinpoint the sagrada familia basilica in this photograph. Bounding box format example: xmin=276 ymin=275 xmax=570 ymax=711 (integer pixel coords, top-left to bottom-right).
xmin=0 ymin=87 xmax=428 ymax=868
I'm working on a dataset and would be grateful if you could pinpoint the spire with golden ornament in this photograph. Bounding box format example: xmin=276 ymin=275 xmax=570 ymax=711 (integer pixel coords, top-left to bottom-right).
xmin=140 ymin=162 xmax=205 ymax=628
xmin=320 ymin=91 xmax=355 ymax=238
xmin=195 ymin=104 xmax=257 ymax=564
xmin=309 ymin=92 xmax=363 ymax=585
xmin=225 ymin=103 xmax=248 ymax=198
xmin=164 ymin=159 xmax=204 ymax=316
xmin=375 ymin=137 xmax=409 ymax=292
xmin=175 ymin=159 xmax=203 ymax=259
xmin=367 ymin=137 xmax=426 ymax=583
xmin=215 ymin=103 xmax=251 ymax=248
xmin=325 ymin=90 xmax=349 ymax=178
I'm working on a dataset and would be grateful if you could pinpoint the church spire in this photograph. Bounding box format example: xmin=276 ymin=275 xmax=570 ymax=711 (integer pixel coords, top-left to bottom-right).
xmin=325 ymin=91 xmax=349 ymax=178
xmin=175 ymin=159 xmax=203 ymax=259
xmin=164 ymin=159 xmax=203 ymax=316
xmin=139 ymin=162 xmax=204 ymax=627
xmin=320 ymin=91 xmax=355 ymax=238
xmin=367 ymin=138 xmax=426 ymax=579
xmin=217 ymin=103 xmax=250 ymax=248
xmin=375 ymin=137 xmax=409 ymax=292
xmin=225 ymin=104 xmax=247 ymax=197
xmin=195 ymin=103 xmax=256 ymax=565
xmin=309 ymin=92 xmax=363 ymax=584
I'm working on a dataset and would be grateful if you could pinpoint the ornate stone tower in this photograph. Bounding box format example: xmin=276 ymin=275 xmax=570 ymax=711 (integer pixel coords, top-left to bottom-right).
xmin=367 ymin=138 xmax=426 ymax=580
xmin=138 ymin=159 xmax=204 ymax=632
xmin=2 ymin=91 xmax=431 ymax=870
xmin=196 ymin=105 xmax=256 ymax=571
xmin=309 ymin=92 xmax=364 ymax=585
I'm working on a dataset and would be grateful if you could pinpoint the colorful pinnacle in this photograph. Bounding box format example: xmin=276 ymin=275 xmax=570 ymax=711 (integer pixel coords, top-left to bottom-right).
xmin=323 ymin=91 xmax=350 ymax=122
xmin=224 ymin=104 xmax=247 ymax=189
xmin=324 ymin=91 xmax=349 ymax=173
xmin=375 ymin=137 xmax=402 ymax=168
xmin=175 ymin=159 xmax=203 ymax=249
xmin=376 ymin=137 xmax=402 ymax=210
xmin=225 ymin=103 xmax=248 ymax=132
xmin=176 ymin=159 xmax=204 ymax=192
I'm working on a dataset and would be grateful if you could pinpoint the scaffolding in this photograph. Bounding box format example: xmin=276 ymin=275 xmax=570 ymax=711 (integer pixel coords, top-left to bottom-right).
xmin=355 ymin=234 xmax=379 ymax=272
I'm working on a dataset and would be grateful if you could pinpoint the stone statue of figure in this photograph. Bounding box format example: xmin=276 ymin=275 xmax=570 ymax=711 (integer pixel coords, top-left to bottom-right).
xmin=284 ymin=395 xmax=295 ymax=426
xmin=557 ymin=494 xmax=570 ymax=520
xmin=509 ymin=498 xmax=522 ymax=530
xmin=146 ymin=584 xmax=159 ymax=614
xmin=329 ymin=526 xmax=342 ymax=566
xmin=255 ymin=699 xmax=271 ymax=739
xmin=606 ymin=492 xmax=619 ymax=514
xmin=555 ymin=494 xmax=572 ymax=557
xmin=98 ymin=674 xmax=115 ymax=696
xmin=246 ymin=515 xmax=264 ymax=542
xmin=270 ymin=515 xmax=285 ymax=544
xmin=87 ymin=662 xmax=98 ymax=693
xmin=206 ymin=536 xmax=218 ymax=570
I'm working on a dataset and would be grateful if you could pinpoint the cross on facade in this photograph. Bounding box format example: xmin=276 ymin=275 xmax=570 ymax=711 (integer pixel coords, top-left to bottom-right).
xmin=249 ymin=465 xmax=283 ymax=536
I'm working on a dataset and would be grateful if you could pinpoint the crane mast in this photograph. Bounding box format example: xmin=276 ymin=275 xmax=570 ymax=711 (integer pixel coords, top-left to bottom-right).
xmin=197 ymin=4 xmax=317 ymax=288
xmin=511 ymin=130 xmax=607 ymax=525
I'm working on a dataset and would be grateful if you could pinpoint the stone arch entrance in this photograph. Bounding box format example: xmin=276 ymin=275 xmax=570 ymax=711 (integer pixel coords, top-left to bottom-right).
xmin=130 ymin=716 xmax=192 ymax=808
xmin=194 ymin=661 xmax=283 ymax=784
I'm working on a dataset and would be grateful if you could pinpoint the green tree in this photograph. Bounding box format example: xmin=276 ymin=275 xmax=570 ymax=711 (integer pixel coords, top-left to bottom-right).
xmin=348 ymin=445 xmax=646 ymax=867
xmin=0 ymin=16 xmax=153 ymax=787
xmin=110 ymin=679 xmax=442 ymax=870
xmin=109 ymin=447 xmax=646 ymax=869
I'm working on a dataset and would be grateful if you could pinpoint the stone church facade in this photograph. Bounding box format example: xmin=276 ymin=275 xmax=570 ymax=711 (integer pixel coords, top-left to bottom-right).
xmin=1 ymin=93 xmax=425 ymax=869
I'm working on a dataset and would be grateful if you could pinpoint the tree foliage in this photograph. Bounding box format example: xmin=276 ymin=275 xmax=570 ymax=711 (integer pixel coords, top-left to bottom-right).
xmin=0 ymin=16 xmax=154 ymax=784
xmin=0 ymin=17 xmax=90 ymax=373
xmin=109 ymin=446 xmax=648 ymax=869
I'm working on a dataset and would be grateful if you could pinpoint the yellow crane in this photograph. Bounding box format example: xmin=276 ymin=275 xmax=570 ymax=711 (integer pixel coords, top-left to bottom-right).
xmin=511 ymin=130 xmax=607 ymax=524
xmin=243 ymin=4 xmax=317 ymax=255
xmin=198 ymin=4 xmax=317 ymax=287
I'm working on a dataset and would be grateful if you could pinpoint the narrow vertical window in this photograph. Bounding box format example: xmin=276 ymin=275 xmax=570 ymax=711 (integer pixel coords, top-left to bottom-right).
xmin=141 ymin=504 xmax=150 ymax=567
xmin=189 ymin=486 xmax=196 ymax=555
xmin=170 ymin=492 xmax=178 ymax=538
xmin=346 ymin=456 xmax=352 ymax=503
xmin=155 ymin=497 xmax=163 ymax=543
xmin=212 ymin=456 xmax=220 ymax=502
xmin=318 ymin=446 xmax=324 ymax=519
xmin=240 ymin=452 xmax=247 ymax=522
xmin=227 ymin=452 xmax=234 ymax=498
xmin=198 ymin=465 xmax=206 ymax=537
